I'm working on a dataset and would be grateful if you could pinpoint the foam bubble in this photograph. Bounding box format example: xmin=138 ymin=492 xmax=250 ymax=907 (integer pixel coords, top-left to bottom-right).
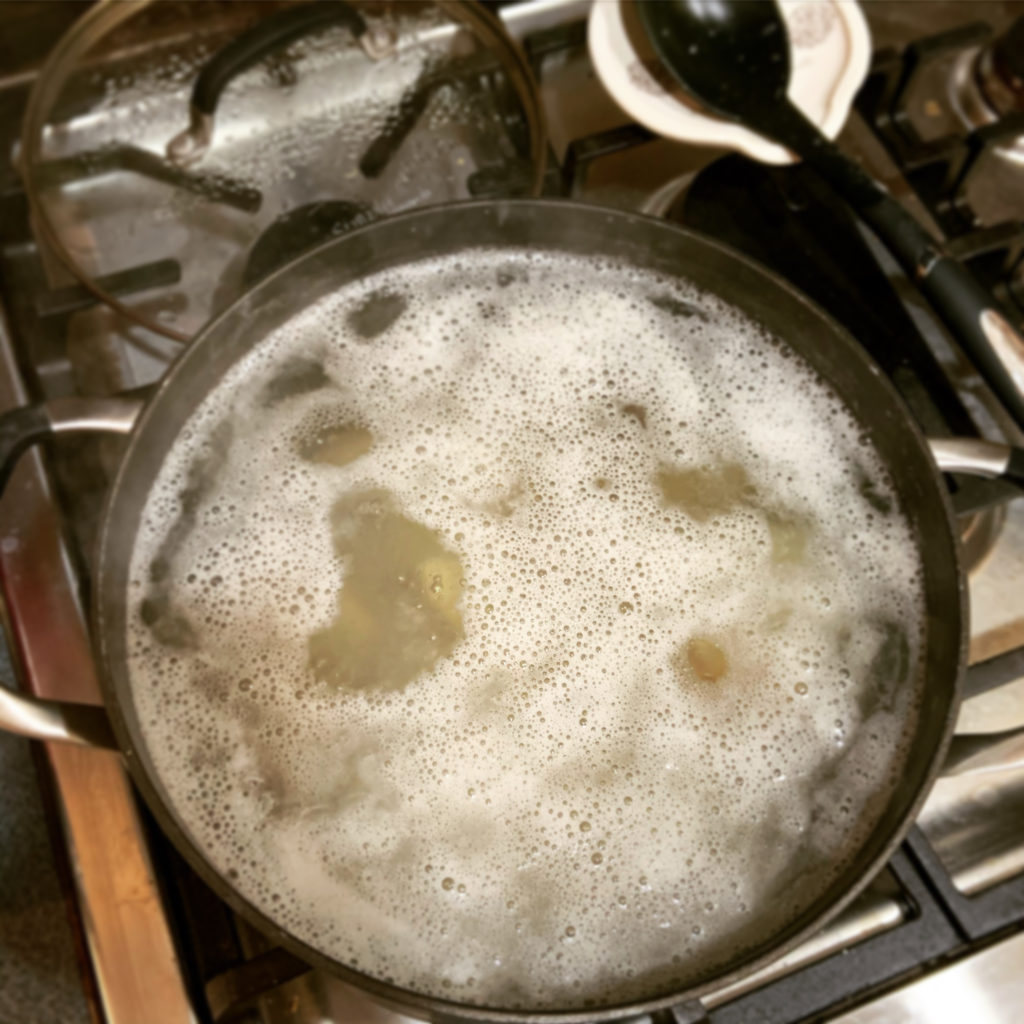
xmin=126 ymin=249 xmax=926 ymax=1009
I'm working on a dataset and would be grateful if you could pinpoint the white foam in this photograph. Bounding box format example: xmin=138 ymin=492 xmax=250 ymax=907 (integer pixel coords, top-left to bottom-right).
xmin=127 ymin=249 xmax=925 ymax=1009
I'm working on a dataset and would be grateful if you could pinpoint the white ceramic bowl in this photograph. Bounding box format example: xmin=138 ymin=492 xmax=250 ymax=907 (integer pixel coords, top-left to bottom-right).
xmin=588 ymin=0 xmax=872 ymax=165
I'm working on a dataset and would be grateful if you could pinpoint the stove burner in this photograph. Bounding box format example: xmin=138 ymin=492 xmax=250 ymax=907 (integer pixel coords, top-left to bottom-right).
xmin=241 ymin=200 xmax=375 ymax=286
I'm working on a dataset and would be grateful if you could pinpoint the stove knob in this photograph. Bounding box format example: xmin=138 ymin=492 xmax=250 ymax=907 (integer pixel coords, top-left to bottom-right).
xmin=976 ymin=15 xmax=1024 ymax=116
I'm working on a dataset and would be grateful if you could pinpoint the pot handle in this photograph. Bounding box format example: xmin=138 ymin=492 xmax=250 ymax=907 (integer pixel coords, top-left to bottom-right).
xmin=166 ymin=1 xmax=393 ymax=167
xmin=928 ymin=435 xmax=1024 ymax=777
xmin=0 ymin=395 xmax=144 ymax=749
xmin=928 ymin=437 xmax=1024 ymax=486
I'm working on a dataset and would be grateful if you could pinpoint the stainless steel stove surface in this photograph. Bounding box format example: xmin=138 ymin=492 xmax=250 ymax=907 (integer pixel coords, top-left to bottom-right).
xmin=1 ymin=2 xmax=1023 ymax=1023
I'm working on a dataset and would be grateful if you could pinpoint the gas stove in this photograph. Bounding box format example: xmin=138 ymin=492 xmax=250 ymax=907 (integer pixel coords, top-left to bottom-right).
xmin=0 ymin=3 xmax=1023 ymax=1023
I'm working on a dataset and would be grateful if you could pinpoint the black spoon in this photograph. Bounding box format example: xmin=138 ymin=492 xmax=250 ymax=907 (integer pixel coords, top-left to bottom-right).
xmin=638 ymin=0 xmax=1024 ymax=427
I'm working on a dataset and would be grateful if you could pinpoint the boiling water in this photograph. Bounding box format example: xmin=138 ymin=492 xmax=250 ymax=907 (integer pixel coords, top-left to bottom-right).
xmin=127 ymin=249 xmax=925 ymax=1009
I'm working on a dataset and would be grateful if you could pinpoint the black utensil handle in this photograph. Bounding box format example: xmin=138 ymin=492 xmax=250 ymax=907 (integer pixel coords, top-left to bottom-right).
xmin=857 ymin=195 xmax=1024 ymax=427
xmin=776 ymin=101 xmax=1024 ymax=428
xmin=0 ymin=397 xmax=143 ymax=750
xmin=191 ymin=1 xmax=369 ymax=117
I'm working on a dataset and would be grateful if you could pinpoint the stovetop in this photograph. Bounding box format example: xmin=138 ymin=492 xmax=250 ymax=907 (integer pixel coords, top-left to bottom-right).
xmin=0 ymin=3 xmax=1023 ymax=1023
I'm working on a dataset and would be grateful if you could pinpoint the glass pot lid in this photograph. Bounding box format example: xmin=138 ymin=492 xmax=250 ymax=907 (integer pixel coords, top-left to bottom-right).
xmin=20 ymin=0 xmax=547 ymax=345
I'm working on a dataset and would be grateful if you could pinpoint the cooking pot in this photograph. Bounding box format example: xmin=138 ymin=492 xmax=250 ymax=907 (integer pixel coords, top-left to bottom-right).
xmin=2 ymin=200 xmax=1024 ymax=1022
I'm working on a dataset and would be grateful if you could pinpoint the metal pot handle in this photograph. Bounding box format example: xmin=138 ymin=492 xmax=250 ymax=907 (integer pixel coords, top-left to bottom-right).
xmin=0 ymin=395 xmax=144 ymax=749
xmin=928 ymin=436 xmax=1024 ymax=776
xmin=929 ymin=437 xmax=1024 ymax=485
